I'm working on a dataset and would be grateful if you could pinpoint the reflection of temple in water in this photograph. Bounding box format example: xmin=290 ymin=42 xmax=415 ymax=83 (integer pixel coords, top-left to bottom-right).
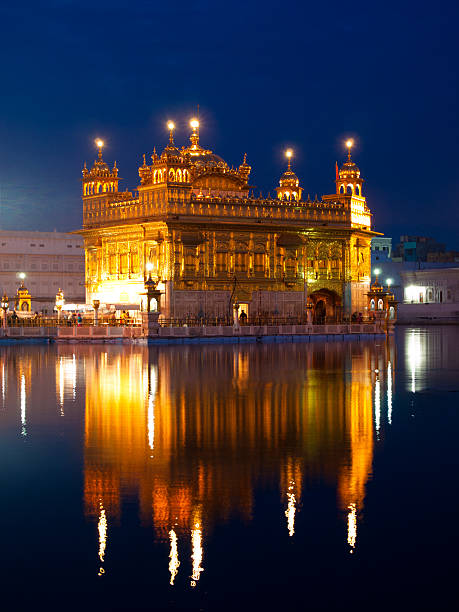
xmin=76 ymin=339 xmax=393 ymax=580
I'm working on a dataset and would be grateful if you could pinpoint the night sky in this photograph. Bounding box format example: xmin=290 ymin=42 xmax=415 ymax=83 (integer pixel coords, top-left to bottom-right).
xmin=1 ymin=0 xmax=458 ymax=246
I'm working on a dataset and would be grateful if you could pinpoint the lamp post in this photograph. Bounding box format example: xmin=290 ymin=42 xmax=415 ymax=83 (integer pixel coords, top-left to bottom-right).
xmin=55 ymin=289 xmax=64 ymax=323
xmin=1 ymin=294 xmax=8 ymax=329
xmin=93 ymin=299 xmax=100 ymax=326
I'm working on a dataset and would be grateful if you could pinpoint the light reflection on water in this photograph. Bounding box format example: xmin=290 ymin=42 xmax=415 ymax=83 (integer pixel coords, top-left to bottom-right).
xmin=5 ymin=329 xmax=458 ymax=607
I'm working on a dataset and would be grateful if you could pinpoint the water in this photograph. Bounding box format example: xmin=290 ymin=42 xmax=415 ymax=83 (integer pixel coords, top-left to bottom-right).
xmin=1 ymin=327 xmax=459 ymax=611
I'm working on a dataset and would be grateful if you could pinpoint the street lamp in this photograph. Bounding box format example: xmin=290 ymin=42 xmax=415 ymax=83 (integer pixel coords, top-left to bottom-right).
xmin=93 ymin=299 xmax=100 ymax=326
xmin=55 ymin=289 xmax=64 ymax=322
xmin=1 ymin=294 xmax=8 ymax=329
xmin=386 ymin=278 xmax=393 ymax=288
xmin=373 ymin=268 xmax=381 ymax=284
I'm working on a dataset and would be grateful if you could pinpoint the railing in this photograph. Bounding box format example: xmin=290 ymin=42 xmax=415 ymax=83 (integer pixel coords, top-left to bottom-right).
xmin=156 ymin=316 xmax=378 ymax=328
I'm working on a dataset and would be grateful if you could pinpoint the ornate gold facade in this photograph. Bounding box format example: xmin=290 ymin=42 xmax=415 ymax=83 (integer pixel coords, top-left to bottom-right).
xmin=80 ymin=122 xmax=375 ymax=319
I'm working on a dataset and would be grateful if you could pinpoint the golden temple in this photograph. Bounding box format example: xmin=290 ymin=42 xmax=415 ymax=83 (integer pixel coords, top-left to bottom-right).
xmin=80 ymin=121 xmax=374 ymax=320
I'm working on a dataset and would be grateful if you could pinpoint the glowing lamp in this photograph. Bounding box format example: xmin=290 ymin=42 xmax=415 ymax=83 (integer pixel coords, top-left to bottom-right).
xmin=373 ymin=268 xmax=381 ymax=276
xmin=146 ymin=262 xmax=154 ymax=272
xmin=286 ymin=149 xmax=293 ymax=158
xmin=346 ymin=139 xmax=354 ymax=149
xmin=95 ymin=139 xmax=104 ymax=148
xmin=18 ymin=272 xmax=26 ymax=280
xmin=167 ymin=121 xmax=175 ymax=131
xmin=386 ymin=278 xmax=393 ymax=287
xmin=190 ymin=119 xmax=199 ymax=130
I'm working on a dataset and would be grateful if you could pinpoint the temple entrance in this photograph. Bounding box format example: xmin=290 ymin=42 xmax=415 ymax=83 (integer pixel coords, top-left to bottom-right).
xmin=309 ymin=289 xmax=342 ymax=323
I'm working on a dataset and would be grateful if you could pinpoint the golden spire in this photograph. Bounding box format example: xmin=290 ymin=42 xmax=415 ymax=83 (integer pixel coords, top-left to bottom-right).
xmin=95 ymin=139 xmax=104 ymax=160
xmin=167 ymin=121 xmax=175 ymax=145
xmin=189 ymin=118 xmax=199 ymax=149
xmin=346 ymin=139 xmax=354 ymax=162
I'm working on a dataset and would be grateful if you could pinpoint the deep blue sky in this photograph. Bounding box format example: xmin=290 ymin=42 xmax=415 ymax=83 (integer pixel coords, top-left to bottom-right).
xmin=1 ymin=0 xmax=458 ymax=246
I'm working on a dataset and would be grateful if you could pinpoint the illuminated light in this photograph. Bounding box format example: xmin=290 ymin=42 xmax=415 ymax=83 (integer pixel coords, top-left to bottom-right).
xmin=18 ymin=272 xmax=26 ymax=280
xmin=20 ymin=373 xmax=26 ymax=437
xmin=285 ymin=148 xmax=293 ymax=159
xmin=59 ymin=357 xmax=64 ymax=413
xmin=386 ymin=278 xmax=393 ymax=287
xmin=285 ymin=482 xmax=296 ymax=537
xmin=169 ymin=529 xmax=180 ymax=585
xmin=191 ymin=522 xmax=204 ymax=586
xmin=346 ymin=139 xmax=354 ymax=149
xmin=374 ymin=372 xmax=381 ymax=439
xmin=1 ymin=362 xmax=5 ymax=406
xmin=147 ymin=365 xmax=157 ymax=453
xmin=407 ymin=330 xmax=422 ymax=393
xmin=167 ymin=121 xmax=175 ymax=131
xmin=387 ymin=361 xmax=393 ymax=425
xmin=145 ymin=262 xmax=154 ymax=273
xmin=95 ymin=139 xmax=104 ymax=149
xmin=373 ymin=268 xmax=381 ymax=277
xmin=347 ymin=503 xmax=357 ymax=551
xmin=98 ymin=500 xmax=107 ymax=576
xmin=190 ymin=119 xmax=199 ymax=130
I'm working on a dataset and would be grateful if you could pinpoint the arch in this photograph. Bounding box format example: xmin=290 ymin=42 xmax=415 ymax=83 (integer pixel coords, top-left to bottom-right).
xmin=169 ymin=168 xmax=175 ymax=182
xmin=183 ymin=169 xmax=190 ymax=182
xmin=346 ymin=184 xmax=353 ymax=195
xmin=309 ymin=288 xmax=342 ymax=323
xmin=370 ymin=298 xmax=375 ymax=311
xmin=377 ymin=298 xmax=384 ymax=311
xmin=355 ymin=185 xmax=360 ymax=195
xmin=21 ymin=301 xmax=30 ymax=312
xmin=340 ymin=185 xmax=345 ymax=194
xmin=176 ymin=169 xmax=182 ymax=182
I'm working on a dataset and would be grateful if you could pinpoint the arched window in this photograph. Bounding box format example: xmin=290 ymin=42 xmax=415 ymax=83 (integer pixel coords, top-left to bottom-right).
xmin=346 ymin=185 xmax=353 ymax=195
xmin=153 ymin=170 xmax=157 ymax=184
xmin=340 ymin=185 xmax=345 ymax=194
xmin=176 ymin=169 xmax=182 ymax=182
xmin=370 ymin=298 xmax=375 ymax=311
xmin=183 ymin=170 xmax=189 ymax=182
xmin=169 ymin=168 xmax=175 ymax=182
xmin=355 ymin=185 xmax=360 ymax=195
xmin=377 ymin=298 xmax=384 ymax=311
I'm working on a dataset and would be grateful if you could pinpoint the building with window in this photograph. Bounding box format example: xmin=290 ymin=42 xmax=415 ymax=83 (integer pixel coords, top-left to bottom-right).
xmin=398 ymin=268 xmax=459 ymax=323
xmin=0 ymin=231 xmax=85 ymax=313
xmin=79 ymin=122 xmax=376 ymax=321
xmin=371 ymin=237 xmax=392 ymax=262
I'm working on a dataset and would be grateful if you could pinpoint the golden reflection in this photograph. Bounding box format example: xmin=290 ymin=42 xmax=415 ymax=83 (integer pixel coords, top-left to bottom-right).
xmin=20 ymin=373 xmax=26 ymax=437
xmin=374 ymin=370 xmax=381 ymax=439
xmin=168 ymin=529 xmax=179 ymax=585
xmin=77 ymin=339 xmax=388 ymax=572
xmin=1 ymin=361 xmax=6 ymax=407
xmin=387 ymin=361 xmax=393 ymax=424
xmin=98 ymin=500 xmax=107 ymax=576
xmin=347 ymin=503 xmax=357 ymax=551
xmin=191 ymin=517 xmax=204 ymax=587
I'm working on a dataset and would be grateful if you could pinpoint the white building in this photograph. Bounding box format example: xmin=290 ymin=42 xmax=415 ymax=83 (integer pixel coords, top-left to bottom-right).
xmin=371 ymin=236 xmax=392 ymax=262
xmin=0 ymin=230 xmax=85 ymax=313
xmin=398 ymin=268 xmax=459 ymax=324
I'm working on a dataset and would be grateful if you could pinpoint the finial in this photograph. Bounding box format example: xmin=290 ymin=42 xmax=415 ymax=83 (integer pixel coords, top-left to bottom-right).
xmin=143 ymin=153 xmax=146 ymax=166
xmin=243 ymin=152 xmax=247 ymax=164
xmin=285 ymin=148 xmax=293 ymax=170
xmin=346 ymin=139 xmax=354 ymax=162
xmin=190 ymin=118 xmax=199 ymax=149
xmin=113 ymin=160 xmax=117 ymax=168
xmin=95 ymin=139 xmax=104 ymax=160
xmin=167 ymin=121 xmax=175 ymax=145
